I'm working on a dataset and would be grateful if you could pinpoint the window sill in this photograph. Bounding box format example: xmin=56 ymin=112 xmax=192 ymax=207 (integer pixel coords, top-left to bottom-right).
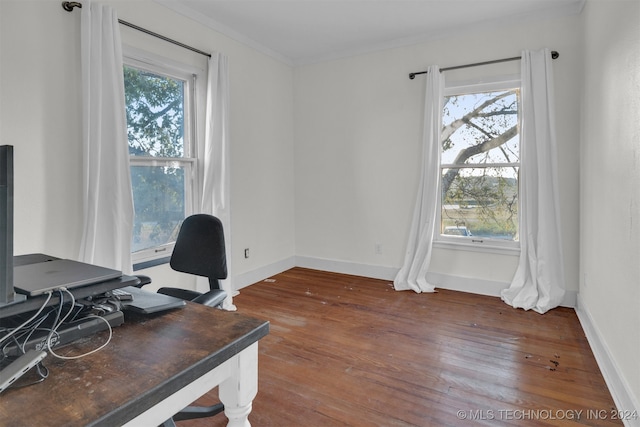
xmin=433 ymin=239 xmax=520 ymax=256
xmin=133 ymin=256 xmax=171 ymax=272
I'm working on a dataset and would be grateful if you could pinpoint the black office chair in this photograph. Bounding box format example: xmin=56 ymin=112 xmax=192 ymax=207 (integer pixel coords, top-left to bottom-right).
xmin=137 ymin=214 xmax=228 ymax=426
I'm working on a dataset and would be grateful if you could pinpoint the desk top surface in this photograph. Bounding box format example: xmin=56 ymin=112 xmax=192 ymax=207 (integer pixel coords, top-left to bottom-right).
xmin=0 ymin=302 xmax=269 ymax=427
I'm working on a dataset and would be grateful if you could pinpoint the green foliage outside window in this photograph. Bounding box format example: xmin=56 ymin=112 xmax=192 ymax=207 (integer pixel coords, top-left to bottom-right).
xmin=124 ymin=66 xmax=184 ymax=157
xmin=441 ymin=89 xmax=520 ymax=241
xmin=124 ymin=65 xmax=188 ymax=253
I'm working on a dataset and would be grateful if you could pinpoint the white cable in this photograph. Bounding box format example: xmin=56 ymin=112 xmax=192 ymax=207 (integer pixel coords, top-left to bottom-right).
xmin=0 ymin=292 xmax=53 ymax=345
xmin=46 ymin=314 xmax=113 ymax=360
xmin=55 ymin=288 xmax=76 ymax=326
xmin=1 ymin=288 xmax=114 ymax=361
xmin=46 ymin=288 xmax=113 ymax=360
xmin=18 ymin=313 xmax=56 ymax=353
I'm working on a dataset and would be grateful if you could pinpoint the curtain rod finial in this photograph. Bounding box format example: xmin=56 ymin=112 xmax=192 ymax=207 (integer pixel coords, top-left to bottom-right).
xmin=62 ymin=1 xmax=82 ymax=12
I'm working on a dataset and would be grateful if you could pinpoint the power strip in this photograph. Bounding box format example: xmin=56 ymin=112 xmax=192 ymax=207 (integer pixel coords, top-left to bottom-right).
xmin=2 ymin=310 xmax=124 ymax=357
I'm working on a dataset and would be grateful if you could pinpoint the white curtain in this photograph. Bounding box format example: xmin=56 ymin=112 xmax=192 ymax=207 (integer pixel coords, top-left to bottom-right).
xmin=199 ymin=52 xmax=235 ymax=310
xmin=501 ymin=49 xmax=565 ymax=314
xmin=78 ymin=1 xmax=134 ymax=274
xmin=394 ymin=66 xmax=443 ymax=293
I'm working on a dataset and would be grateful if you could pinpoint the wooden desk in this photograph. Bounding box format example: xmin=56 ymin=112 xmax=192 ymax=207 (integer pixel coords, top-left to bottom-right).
xmin=0 ymin=302 xmax=269 ymax=427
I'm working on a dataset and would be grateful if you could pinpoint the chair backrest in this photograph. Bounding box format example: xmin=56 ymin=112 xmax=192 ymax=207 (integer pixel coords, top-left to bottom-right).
xmin=170 ymin=214 xmax=227 ymax=289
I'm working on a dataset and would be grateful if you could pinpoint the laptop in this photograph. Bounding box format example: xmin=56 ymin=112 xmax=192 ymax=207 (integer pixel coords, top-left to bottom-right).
xmin=14 ymin=259 xmax=122 ymax=297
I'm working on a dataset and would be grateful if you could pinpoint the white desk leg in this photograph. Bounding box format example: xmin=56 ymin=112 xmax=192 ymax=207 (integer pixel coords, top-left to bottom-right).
xmin=219 ymin=342 xmax=259 ymax=427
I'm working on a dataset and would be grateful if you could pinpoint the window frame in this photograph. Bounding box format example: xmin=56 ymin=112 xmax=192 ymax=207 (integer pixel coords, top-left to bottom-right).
xmin=434 ymin=77 xmax=522 ymax=253
xmin=123 ymin=50 xmax=203 ymax=265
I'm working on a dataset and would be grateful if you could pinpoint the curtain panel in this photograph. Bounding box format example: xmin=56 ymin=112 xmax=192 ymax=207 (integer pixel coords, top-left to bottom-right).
xmin=393 ymin=66 xmax=443 ymax=293
xmin=501 ymin=49 xmax=566 ymax=314
xmin=78 ymin=1 xmax=134 ymax=274
xmin=199 ymin=53 xmax=234 ymax=310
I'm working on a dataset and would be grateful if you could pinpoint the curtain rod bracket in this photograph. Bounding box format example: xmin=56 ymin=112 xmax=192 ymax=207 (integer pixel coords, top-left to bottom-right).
xmin=62 ymin=1 xmax=82 ymax=12
xmin=61 ymin=1 xmax=211 ymax=58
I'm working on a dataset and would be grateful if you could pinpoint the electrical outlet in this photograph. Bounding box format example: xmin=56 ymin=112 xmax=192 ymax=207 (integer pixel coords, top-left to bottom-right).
xmin=375 ymin=243 xmax=382 ymax=255
xmin=244 ymin=248 xmax=250 ymax=259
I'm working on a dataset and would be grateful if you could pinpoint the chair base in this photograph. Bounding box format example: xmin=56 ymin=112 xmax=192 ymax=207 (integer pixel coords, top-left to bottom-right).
xmin=160 ymin=403 xmax=224 ymax=426
xmin=173 ymin=403 xmax=225 ymax=421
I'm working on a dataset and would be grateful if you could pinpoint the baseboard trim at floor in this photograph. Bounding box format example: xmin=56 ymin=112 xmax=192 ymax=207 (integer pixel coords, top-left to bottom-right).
xmin=234 ymin=256 xmax=296 ymax=291
xmin=575 ymin=294 xmax=640 ymax=427
xmin=294 ymin=256 xmax=509 ymax=296
xmin=295 ymin=256 xmax=398 ymax=281
xmin=293 ymin=256 xmax=576 ymax=307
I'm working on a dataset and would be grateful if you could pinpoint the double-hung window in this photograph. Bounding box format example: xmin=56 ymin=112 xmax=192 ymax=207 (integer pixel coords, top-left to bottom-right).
xmin=437 ymin=79 xmax=521 ymax=250
xmin=123 ymin=56 xmax=199 ymax=264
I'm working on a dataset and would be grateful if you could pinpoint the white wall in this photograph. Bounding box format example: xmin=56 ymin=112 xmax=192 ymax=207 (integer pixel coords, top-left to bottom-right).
xmin=0 ymin=0 xmax=296 ymax=291
xmin=579 ymin=0 xmax=640 ymax=416
xmin=293 ymin=12 xmax=583 ymax=302
xmin=1 ymin=0 xmax=83 ymax=258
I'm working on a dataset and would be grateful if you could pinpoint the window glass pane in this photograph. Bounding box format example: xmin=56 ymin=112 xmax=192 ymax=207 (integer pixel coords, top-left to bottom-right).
xmin=442 ymin=90 xmax=519 ymax=165
xmin=124 ymin=66 xmax=185 ymax=158
xmin=441 ymin=167 xmax=519 ymax=241
xmin=130 ymin=165 xmax=186 ymax=253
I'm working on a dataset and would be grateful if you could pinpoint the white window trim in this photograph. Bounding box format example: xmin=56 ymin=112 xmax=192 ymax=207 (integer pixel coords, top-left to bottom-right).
xmin=433 ymin=239 xmax=521 ymax=256
xmin=123 ymin=48 xmax=205 ymax=265
xmin=435 ymin=77 xmax=522 ymax=253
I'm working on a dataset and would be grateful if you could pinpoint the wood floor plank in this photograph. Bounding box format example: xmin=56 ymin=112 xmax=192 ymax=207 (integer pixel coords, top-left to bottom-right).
xmin=180 ymin=268 xmax=621 ymax=426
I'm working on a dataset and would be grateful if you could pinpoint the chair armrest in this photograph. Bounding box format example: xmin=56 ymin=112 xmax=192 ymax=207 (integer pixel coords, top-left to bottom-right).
xmin=192 ymin=289 xmax=227 ymax=308
xmin=135 ymin=275 xmax=152 ymax=288
xmin=157 ymin=287 xmax=202 ymax=301
xmin=157 ymin=287 xmax=227 ymax=308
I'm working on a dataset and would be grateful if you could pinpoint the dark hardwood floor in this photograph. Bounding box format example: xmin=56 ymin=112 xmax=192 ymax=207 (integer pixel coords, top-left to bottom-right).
xmin=181 ymin=267 xmax=620 ymax=426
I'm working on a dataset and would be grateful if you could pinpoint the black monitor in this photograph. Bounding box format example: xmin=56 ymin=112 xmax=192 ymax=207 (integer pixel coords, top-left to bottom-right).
xmin=0 ymin=145 xmax=25 ymax=307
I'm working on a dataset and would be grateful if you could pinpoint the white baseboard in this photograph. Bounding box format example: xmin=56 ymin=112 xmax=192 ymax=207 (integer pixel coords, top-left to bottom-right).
xmin=295 ymin=256 xmax=398 ymax=281
xmin=575 ymin=294 xmax=640 ymax=427
xmin=427 ymin=271 xmax=509 ymax=297
xmin=292 ymin=256 xmax=576 ymax=307
xmin=427 ymin=271 xmax=577 ymax=308
xmin=233 ymin=256 xmax=296 ymax=290
xmin=293 ymin=256 xmax=512 ymax=296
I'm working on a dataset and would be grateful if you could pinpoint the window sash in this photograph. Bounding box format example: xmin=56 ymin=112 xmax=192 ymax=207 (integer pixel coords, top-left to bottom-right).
xmin=129 ymin=159 xmax=196 ymax=262
xmin=441 ymin=162 xmax=519 ymax=169
xmin=437 ymin=79 xmax=521 ymax=250
xmin=123 ymin=57 xmax=199 ymax=263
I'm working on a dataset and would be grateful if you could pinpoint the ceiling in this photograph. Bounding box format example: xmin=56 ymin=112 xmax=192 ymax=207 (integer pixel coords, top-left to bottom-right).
xmin=156 ymin=0 xmax=585 ymax=66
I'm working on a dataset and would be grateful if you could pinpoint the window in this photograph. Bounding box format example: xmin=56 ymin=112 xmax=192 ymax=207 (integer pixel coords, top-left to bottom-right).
xmin=123 ymin=59 xmax=198 ymax=263
xmin=438 ymin=80 xmax=521 ymax=249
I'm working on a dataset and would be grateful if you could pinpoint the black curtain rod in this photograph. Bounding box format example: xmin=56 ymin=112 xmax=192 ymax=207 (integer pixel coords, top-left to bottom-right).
xmin=62 ymin=1 xmax=211 ymax=58
xmin=408 ymin=50 xmax=559 ymax=79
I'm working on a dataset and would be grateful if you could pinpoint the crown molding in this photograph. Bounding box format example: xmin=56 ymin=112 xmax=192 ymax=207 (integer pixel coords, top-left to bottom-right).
xmin=154 ymin=0 xmax=295 ymax=66
xmin=155 ymin=0 xmax=585 ymax=68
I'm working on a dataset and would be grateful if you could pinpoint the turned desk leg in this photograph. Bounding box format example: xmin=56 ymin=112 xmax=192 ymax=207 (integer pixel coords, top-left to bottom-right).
xmin=219 ymin=342 xmax=259 ymax=427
